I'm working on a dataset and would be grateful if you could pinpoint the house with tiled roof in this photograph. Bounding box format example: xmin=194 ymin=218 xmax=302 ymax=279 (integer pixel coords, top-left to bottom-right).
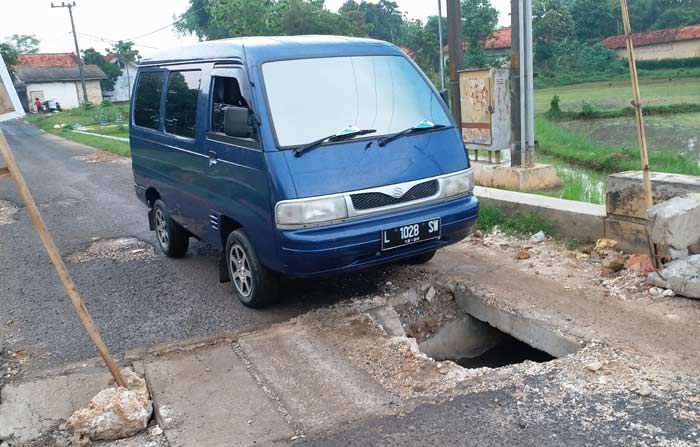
xmin=102 ymin=54 xmax=137 ymax=102
xmin=483 ymin=27 xmax=512 ymax=58
xmin=13 ymin=52 xmax=106 ymax=110
xmin=602 ymin=25 xmax=700 ymax=61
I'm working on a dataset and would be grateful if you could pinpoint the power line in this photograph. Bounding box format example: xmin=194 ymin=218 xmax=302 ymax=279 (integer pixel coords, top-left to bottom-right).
xmin=125 ymin=3 xmax=208 ymax=41
xmin=76 ymin=32 xmax=159 ymax=50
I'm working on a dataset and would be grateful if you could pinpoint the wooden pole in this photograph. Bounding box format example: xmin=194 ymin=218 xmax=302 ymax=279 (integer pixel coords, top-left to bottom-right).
xmin=0 ymin=129 xmax=127 ymax=388
xmin=619 ymin=0 xmax=653 ymax=211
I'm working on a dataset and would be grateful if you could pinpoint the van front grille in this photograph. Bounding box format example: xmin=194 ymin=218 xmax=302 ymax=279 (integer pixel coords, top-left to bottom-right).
xmin=350 ymin=179 xmax=439 ymax=211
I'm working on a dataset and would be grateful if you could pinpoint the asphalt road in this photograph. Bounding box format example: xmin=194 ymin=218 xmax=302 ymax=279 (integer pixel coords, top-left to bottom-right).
xmin=0 ymin=120 xmax=390 ymax=369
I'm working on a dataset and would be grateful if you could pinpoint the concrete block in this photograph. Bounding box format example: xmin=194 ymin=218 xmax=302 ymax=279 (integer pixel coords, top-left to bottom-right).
xmin=647 ymin=255 xmax=700 ymax=299
xmin=607 ymin=171 xmax=700 ymax=220
xmin=143 ymin=344 xmax=293 ymax=447
xmin=604 ymin=216 xmax=649 ymax=254
xmin=475 ymin=186 xmax=606 ymax=242
xmin=473 ymin=162 xmax=562 ymax=191
xmin=365 ymin=305 xmax=406 ymax=337
xmin=647 ymin=194 xmax=700 ymax=260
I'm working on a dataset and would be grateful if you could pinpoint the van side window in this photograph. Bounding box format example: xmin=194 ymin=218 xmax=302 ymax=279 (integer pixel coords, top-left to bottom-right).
xmin=211 ymin=76 xmax=251 ymax=136
xmin=165 ymin=70 xmax=202 ymax=139
xmin=134 ymin=72 xmax=164 ymax=130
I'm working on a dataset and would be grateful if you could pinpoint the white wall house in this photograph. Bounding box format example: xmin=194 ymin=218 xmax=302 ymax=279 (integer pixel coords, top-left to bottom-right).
xmin=104 ymin=56 xmax=137 ymax=103
xmin=13 ymin=53 xmax=107 ymax=111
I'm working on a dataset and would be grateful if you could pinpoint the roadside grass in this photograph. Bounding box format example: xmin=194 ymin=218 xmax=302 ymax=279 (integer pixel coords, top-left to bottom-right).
xmin=476 ymin=204 xmax=555 ymax=237
xmin=545 ymin=102 xmax=700 ymax=121
xmin=25 ymin=105 xmax=130 ymax=156
xmin=534 ymin=77 xmax=700 ymax=113
xmin=535 ymin=116 xmax=700 ymax=176
xmin=534 ymin=67 xmax=700 ymax=89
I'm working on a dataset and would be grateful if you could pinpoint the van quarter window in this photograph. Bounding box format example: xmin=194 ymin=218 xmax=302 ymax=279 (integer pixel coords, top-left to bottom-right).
xmin=133 ymin=72 xmax=164 ymax=130
xmin=211 ymin=76 xmax=251 ymax=135
xmin=165 ymin=70 xmax=202 ymax=139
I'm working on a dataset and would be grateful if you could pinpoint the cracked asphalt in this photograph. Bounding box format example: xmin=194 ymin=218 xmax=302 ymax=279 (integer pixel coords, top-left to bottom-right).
xmin=0 ymin=120 xmax=390 ymax=370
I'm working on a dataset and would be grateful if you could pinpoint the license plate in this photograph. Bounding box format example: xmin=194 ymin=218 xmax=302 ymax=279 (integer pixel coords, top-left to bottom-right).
xmin=381 ymin=218 xmax=441 ymax=251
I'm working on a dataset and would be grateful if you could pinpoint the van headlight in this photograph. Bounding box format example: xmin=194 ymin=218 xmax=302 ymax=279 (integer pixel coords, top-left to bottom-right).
xmin=442 ymin=169 xmax=474 ymax=197
xmin=276 ymin=195 xmax=348 ymax=228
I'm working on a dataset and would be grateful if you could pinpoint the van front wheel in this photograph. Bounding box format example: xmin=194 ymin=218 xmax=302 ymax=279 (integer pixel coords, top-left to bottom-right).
xmin=153 ymin=200 xmax=189 ymax=258
xmin=226 ymin=230 xmax=279 ymax=308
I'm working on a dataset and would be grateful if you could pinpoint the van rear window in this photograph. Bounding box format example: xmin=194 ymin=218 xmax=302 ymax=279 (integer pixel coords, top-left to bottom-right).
xmin=165 ymin=70 xmax=202 ymax=139
xmin=134 ymin=72 xmax=164 ymax=130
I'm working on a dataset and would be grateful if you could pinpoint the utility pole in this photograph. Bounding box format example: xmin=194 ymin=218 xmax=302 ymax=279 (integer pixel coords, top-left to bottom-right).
xmin=52 ymin=2 xmax=89 ymax=105
xmin=437 ymin=0 xmax=445 ymax=91
xmin=446 ymin=0 xmax=463 ymax=123
xmin=510 ymin=0 xmax=534 ymax=166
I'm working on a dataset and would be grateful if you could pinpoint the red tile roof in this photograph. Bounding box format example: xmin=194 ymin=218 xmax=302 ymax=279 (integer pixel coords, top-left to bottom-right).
xmin=484 ymin=27 xmax=511 ymax=50
xmin=16 ymin=53 xmax=78 ymax=67
xmin=602 ymin=25 xmax=700 ymax=49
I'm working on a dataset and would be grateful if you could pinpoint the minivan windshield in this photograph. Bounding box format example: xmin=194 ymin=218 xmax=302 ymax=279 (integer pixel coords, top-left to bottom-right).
xmin=262 ymin=55 xmax=452 ymax=148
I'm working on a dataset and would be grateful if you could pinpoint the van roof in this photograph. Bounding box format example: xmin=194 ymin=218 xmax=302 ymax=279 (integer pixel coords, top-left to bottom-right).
xmin=141 ymin=35 xmax=402 ymax=66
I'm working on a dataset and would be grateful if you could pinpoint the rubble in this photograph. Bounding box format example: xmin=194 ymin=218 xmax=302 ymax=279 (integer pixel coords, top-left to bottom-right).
xmin=0 ymin=200 xmax=19 ymax=225
xmin=602 ymin=252 xmax=628 ymax=272
xmin=594 ymin=239 xmax=619 ymax=257
xmin=516 ymin=249 xmax=531 ymax=260
xmin=647 ymin=193 xmax=700 ymax=260
xmin=647 ymin=255 xmax=700 ymax=299
xmin=66 ymin=238 xmax=156 ymax=263
xmin=66 ymin=369 xmax=153 ymax=443
xmin=624 ymin=253 xmax=654 ymax=273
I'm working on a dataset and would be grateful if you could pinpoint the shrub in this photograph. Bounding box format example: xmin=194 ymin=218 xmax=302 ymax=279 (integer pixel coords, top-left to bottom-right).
xmin=100 ymin=99 xmax=112 ymax=108
xmin=580 ymin=101 xmax=596 ymax=118
xmin=636 ymin=57 xmax=700 ymax=70
xmin=549 ymin=95 xmax=562 ymax=115
xmin=82 ymin=101 xmax=94 ymax=110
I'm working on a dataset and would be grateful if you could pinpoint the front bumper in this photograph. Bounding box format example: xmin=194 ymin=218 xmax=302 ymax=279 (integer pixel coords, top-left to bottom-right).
xmin=277 ymin=194 xmax=478 ymax=277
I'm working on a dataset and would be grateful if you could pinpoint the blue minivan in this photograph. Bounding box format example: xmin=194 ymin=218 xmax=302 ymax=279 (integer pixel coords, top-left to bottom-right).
xmin=130 ymin=35 xmax=479 ymax=308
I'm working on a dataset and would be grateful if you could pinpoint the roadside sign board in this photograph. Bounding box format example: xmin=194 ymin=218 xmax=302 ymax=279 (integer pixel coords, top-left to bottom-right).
xmin=0 ymin=57 xmax=25 ymax=122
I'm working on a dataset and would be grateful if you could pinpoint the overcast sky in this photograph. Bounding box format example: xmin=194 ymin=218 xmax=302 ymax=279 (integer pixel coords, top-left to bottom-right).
xmin=1 ymin=0 xmax=511 ymax=58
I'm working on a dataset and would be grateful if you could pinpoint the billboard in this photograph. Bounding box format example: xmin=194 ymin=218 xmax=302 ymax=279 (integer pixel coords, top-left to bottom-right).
xmin=0 ymin=56 xmax=24 ymax=122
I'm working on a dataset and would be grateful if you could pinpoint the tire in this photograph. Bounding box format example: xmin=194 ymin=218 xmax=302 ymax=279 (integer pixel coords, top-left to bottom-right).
xmin=404 ymin=250 xmax=437 ymax=265
xmin=225 ymin=229 xmax=279 ymax=308
xmin=153 ymin=199 xmax=189 ymax=258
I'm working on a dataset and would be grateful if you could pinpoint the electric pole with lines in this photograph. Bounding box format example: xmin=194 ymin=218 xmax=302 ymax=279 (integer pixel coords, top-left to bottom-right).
xmin=51 ymin=2 xmax=89 ymax=105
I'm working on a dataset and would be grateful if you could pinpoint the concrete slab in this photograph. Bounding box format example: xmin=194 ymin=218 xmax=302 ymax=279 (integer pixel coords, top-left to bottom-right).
xmin=473 ymin=162 xmax=562 ymax=191
xmin=238 ymin=324 xmax=396 ymax=434
xmin=0 ymin=367 xmax=112 ymax=443
xmin=143 ymin=344 xmax=293 ymax=447
xmin=475 ymin=186 xmax=606 ymax=242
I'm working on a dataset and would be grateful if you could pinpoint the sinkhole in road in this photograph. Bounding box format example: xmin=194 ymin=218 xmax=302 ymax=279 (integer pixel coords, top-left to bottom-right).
xmin=455 ymin=329 xmax=556 ymax=369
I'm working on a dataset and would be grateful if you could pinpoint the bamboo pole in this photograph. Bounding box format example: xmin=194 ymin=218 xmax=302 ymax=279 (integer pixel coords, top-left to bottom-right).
xmin=0 ymin=129 xmax=127 ymax=388
xmin=619 ymin=0 xmax=653 ymax=211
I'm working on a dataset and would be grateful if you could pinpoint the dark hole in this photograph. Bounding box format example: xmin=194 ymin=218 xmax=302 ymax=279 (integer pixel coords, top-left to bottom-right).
xmin=456 ymin=332 xmax=555 ymax=369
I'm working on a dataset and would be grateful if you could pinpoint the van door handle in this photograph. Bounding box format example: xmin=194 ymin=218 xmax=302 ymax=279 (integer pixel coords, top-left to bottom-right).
xmin=208 ymin=150 xmax=218 ymax=166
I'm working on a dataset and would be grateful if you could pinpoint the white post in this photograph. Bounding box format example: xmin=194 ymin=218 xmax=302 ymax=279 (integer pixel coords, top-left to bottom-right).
xmin=438 ymin=0 xmax=446 ymax=90
xmin=524 ymin=0 xmax=534 ymax=165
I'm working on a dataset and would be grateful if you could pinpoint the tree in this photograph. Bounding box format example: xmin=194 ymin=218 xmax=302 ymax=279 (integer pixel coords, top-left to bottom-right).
xmin=82 ymin=48 xmax=122 ymax=91
xmin=109 ymin=40 xmax=141 ymax=64
xmin=569 ymin=0 xmax=618 ymax=41
xmin=533 ymin=0 xmax=576 ymax=66
xmin=461 ymin=0 xmax=498 ymax=68
xmin=6 ymin=34 xmax=40 ymax=54
xmin=358 ymin=0 xmax=404 ymax=42
xmin=0 ymin=43 xmax=18 ymax=78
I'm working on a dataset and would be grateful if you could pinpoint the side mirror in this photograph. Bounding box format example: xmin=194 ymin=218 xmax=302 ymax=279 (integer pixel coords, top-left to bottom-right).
xmin=439 ymin=89 xmax=449 ymax=105
xmin=224 ymin=106 xmax=251 ymax=138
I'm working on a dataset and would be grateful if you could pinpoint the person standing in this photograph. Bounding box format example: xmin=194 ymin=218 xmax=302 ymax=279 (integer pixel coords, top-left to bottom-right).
xmin=33 ymin=97 xmax=42 ymax=113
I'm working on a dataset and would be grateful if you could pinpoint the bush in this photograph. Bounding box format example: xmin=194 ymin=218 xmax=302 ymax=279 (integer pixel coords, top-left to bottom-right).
xmin=636 ymin=57 xmax=700 ymax=70
xmin=580 ymin=101 xmax=596 ymax=118
xmin=100 ymin=99 xmax=112 ymax=108
xmin=549 ymin=95 xmax=562 ymax=116
xmin=82 ymin=101 xmax=94 ymax=110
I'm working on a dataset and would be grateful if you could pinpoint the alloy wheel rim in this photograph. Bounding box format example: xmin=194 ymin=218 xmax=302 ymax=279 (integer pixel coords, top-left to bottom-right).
xmin=155 ymin=208 xmax=169 ymax=249
xmin=229 ymin=244 xmax=253 ymax=298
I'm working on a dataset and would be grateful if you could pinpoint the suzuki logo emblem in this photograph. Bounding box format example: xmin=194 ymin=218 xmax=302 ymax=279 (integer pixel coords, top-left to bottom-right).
xmin=390 ymin=187 xmax=406 ymax=198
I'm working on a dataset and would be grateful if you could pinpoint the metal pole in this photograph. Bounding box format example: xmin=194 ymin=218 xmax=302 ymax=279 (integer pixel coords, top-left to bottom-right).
xmin=52 ymin=2 xmax=89 ymax=105
xmin=438 ymin=0 xmax=445 ymax=91
xmin=447 ymin=0 xmax=463 ymax=124
xmin=510 ymin=0 xmax=523 ymax=166
xmin=524 ymin=0 xmax=534 ymax=165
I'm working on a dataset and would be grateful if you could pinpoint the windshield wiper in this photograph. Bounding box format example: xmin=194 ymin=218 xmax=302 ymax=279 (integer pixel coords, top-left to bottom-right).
xmin=377 ymin=121 xmax=448 ymax=147
xmin=294 ymin=127 xmax=377 ymax=157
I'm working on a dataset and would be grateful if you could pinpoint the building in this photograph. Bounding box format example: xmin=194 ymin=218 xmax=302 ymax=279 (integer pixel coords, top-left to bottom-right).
xmin=602 ymin=25 xmax=700 ymax=61
xmin=103 ymin=54 xmax=137 ymax=103
xmin=13 ymin=53 xmax=106 ymax=111
xmin=483 ymin=27 xmax=511 ymax=59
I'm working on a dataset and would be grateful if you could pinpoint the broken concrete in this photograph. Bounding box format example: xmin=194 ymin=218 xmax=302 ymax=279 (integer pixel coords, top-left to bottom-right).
xmin=0 ymin=200 xmax=19 ymax=225
xmin=647 ymin=255 xmax=700 ymax=299
xmin=66 ymin=369 xmax=152 ymax=442
xmin=143 ymin=344 xmax=294 ymax=447
xmin=66 ymin=237 xmax=156 ymax=263
xmin=0 ymin=367 xmax=113 ymax=443
xmin=417 ymin=315 xmax=503 ymax=362
xmin=647 ymin=193 xmax=700 ymax=260
xmin=365 ymin=305 xmax=406 ymax=337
